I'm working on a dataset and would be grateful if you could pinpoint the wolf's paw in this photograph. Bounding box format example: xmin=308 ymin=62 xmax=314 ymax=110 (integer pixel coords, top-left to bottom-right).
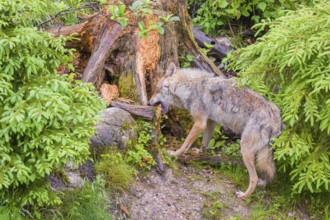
xmin=257 ymin=179 xmax=267 ymax=187
xmin=235 ymin=191 xmax=247 ymax=200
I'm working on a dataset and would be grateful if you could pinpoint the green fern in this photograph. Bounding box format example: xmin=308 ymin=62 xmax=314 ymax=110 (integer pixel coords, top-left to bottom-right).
xmin=225 ymin=1 xmax=330 ymax=194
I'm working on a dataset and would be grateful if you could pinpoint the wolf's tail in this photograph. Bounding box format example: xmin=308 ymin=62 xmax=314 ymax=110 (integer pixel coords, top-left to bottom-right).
xmin=256 ymin=146 xmax=276 ymax=183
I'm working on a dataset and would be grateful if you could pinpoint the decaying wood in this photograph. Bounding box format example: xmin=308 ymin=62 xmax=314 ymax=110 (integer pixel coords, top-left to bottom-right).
xmin=46 ymin=0 xmax=235 ymax=168
xmin=100 ymin=83 xmax=119 ymax=105
xmin=153 ymin=105 xmax=165 ymax=173
xmin=110 ymin=101 xmax=155 ymax=120
xmin=175 ymin=1 xmax=225 ymax=77
xmin=178 ymin=154 xmax=244 ymax=167
xmin=81 ymin=20 xmax=123 ymax=87
xmin=193 ymin=28 xmax=232 ymax=60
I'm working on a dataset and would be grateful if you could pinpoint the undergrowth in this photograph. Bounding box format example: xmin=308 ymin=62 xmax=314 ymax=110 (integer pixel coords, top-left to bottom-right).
xmin=42 ymin=176 xmax=112 ymax=220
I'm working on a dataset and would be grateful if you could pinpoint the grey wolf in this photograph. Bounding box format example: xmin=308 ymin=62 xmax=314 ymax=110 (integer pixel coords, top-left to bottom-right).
xmin=148 ymin=62 xmax=282 ymax=199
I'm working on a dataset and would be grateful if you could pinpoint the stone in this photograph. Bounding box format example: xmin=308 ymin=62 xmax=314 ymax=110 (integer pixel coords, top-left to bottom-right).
xmin=90 ymin=107 xmax=136 ymax=151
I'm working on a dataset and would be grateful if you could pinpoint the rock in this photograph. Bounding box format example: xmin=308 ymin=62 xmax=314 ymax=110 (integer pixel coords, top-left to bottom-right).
xmin=90 ymin=107 xmax=136 ymax=151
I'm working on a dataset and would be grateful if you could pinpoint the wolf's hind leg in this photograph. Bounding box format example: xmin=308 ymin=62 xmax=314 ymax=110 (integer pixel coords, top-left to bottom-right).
xmin=201 ymin=119 xmax=217 ymax=151
xmin=172 ymin=115 xmax=207 ymax=156
xmin=236 ymin=139 xmax=258 ymax=199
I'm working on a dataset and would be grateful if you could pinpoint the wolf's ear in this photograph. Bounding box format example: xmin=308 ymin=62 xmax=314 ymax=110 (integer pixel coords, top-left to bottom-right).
xmin=165 ymin=62 xmax=177 ymax=76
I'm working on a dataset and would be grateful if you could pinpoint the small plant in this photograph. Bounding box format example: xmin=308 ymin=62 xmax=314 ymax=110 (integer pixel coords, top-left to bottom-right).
xmin=96 ymin=151 xmax=136 ymax=192
xmin=202 ymin=190 xmax=226 ymax=219
xmin=107 ymin=0 xmax=179 ymax=38
xmin=179 ymin=53 xmax=195 ymax=67
xmin=126 ymin=120 xmax=156 ymax=170
xmin=207 ymin=126 xmax=227 ymax=151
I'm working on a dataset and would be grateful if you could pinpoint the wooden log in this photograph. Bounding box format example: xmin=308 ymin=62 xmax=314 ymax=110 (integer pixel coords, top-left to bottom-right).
xmin=81 ymin=20 xmax=123 ymax=88
xmin=193 ymin=28 xmax=232 ymax=60
xmin=178 ymin=153 xmax=244 ymax=167
xmin=110 ymin=101 xmax=155 ymax=120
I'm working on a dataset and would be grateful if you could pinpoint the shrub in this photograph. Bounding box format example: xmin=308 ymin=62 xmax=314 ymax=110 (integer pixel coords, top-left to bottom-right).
xmin=0 ymin=0 xmax=105 ymax=215
xmin=225 ymin=2 xmax=330 ymax=194
xmin=189 ymin=0 xmax=313 ymax=36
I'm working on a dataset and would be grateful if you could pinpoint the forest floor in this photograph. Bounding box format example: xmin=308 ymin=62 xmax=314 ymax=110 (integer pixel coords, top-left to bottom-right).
xmin=114 ymin=163 xmax=310 ymax=220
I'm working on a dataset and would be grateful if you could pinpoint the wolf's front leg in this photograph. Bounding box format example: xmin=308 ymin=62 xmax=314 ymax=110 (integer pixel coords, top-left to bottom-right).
xmin=171 ymin=116 xmax=207 ymax=156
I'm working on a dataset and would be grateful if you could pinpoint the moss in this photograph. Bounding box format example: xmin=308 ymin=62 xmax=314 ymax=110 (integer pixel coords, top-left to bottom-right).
xmin=95 ymin=150 xmax=136 ymax=193
xmin=118 ymin=73 xmax=138 ymax=101
xmin=52 ymin=169 xmax=70 ymax=185
xmin=175 ymin=109 xmax=194 ymax=136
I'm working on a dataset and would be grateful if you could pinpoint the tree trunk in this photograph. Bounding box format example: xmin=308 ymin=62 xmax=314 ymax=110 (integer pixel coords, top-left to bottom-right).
xmin=48 ymin=0 xmax=227 ymax=105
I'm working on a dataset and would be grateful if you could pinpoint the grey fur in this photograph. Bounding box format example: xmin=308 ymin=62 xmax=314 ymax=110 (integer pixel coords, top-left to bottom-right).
xmin=148 ymin=63 xmax=282 ymax=199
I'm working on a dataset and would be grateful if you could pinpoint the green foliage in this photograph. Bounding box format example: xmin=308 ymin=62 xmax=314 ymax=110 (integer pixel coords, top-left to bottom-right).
xmin=206 ymin=126 xmax=241 ymax=158
xmin=44 ymin=176 xmax=112 ymax=219
xmin=189 ymin=0 xmax=313 ymax=36
xmin=0 ymin=0 xmax=105 ymax=214
xmin=202 ymin=191 xmax=226 ymax=219
xmin=96 ymin=151 xmax=136 ymax=192
xmin=179 ymin=54 xmax=195 ymax=67
xmin=0 ymin=0 xmax=98 ymax=28
xmin=107 ymin=0 xmax=179 ymax=38
xmin=126 ymin=120 xmax=156 ymax=169
xmin=225 ymin=2 xmax=330 ymax=194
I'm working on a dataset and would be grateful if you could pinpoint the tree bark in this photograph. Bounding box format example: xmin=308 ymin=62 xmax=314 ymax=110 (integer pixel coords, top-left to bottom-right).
xmin=48 ymin=0 xmax=229 ymax=104
xmin=110 ymin=101 xmax=155 ymax=120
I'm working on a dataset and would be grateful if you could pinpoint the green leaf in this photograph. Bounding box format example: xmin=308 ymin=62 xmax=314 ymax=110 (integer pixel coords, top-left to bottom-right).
xmin=157 ymin=26 xmax=164 ymax=35
xmin=138 ymin=21 xmax=145 ymax=30
xmin=257 ymin=2 xmax=267 ymax=12
xmin=169 ymin=16 xmax=180 ymax=22
xmin=130 ymin=1 xmax=142 ymax=11
xmin=218 ymin=0 xmax=229 ymax=8
xmin=119 ymin=18 xmax=127 ymax=28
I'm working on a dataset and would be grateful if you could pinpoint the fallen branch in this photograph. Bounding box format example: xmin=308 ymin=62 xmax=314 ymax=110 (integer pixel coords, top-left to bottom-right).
xmin=178 ymin=153 xmax=244 ymax=167
xmin=193 ymin=28 xmax=232 ymax=60
xmin=36 ymin=2 xmax=100 ymax=28
xmin=110 ymin=101 xmax=155 ymax=120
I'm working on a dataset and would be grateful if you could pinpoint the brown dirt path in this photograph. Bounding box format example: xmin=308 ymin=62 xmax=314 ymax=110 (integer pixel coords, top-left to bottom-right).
xmin=121 ymin=164 xmax=251 ymax=219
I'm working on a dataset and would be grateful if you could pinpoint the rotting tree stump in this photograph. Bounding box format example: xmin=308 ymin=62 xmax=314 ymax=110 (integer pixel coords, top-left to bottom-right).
xmin=47 ymin=0 xmax=229 ymax=105
xmin=46 ymin=0 xmax=232 ymax=170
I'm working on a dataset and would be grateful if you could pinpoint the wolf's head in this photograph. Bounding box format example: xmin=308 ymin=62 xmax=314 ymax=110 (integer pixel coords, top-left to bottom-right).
xmin=148 ymin=62 xmax=177 ymax=113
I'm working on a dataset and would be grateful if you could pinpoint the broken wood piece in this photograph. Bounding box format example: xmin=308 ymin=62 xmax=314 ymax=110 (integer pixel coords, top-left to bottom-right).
xmin=193 ymin=28 xmax=232 ymax=60
xmin=82 ymin=20 xmax=123 ymax=87
xmin=110 ymin=101 xmax=155 ymax=120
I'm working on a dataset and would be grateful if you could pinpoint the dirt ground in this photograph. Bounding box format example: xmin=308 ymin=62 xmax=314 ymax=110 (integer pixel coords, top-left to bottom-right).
xmin=120 ymin=164 xmax=252 ymax=220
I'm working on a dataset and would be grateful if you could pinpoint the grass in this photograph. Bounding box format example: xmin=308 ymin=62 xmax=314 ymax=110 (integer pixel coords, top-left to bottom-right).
xmin=202 ymin=190 xmax=227 ymax=220
xmin=42 ymin=176 xmax=112 ymax=220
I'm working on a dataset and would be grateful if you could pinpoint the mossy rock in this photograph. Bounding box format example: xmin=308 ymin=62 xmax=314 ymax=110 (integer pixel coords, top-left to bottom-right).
xmin=90 ymin=107 xmax=136 ymax=157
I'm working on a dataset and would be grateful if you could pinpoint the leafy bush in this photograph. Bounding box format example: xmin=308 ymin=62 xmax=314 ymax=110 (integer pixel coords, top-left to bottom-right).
xmin=189 ymin=0 xmax=313 ymax=36
xmin=225 ymin=2 xmax=330 ymax=194
xmin=126 ymin=120 xmax=156 ymax=169
xmin=0 ymin=0 xmax=105 ymax=214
